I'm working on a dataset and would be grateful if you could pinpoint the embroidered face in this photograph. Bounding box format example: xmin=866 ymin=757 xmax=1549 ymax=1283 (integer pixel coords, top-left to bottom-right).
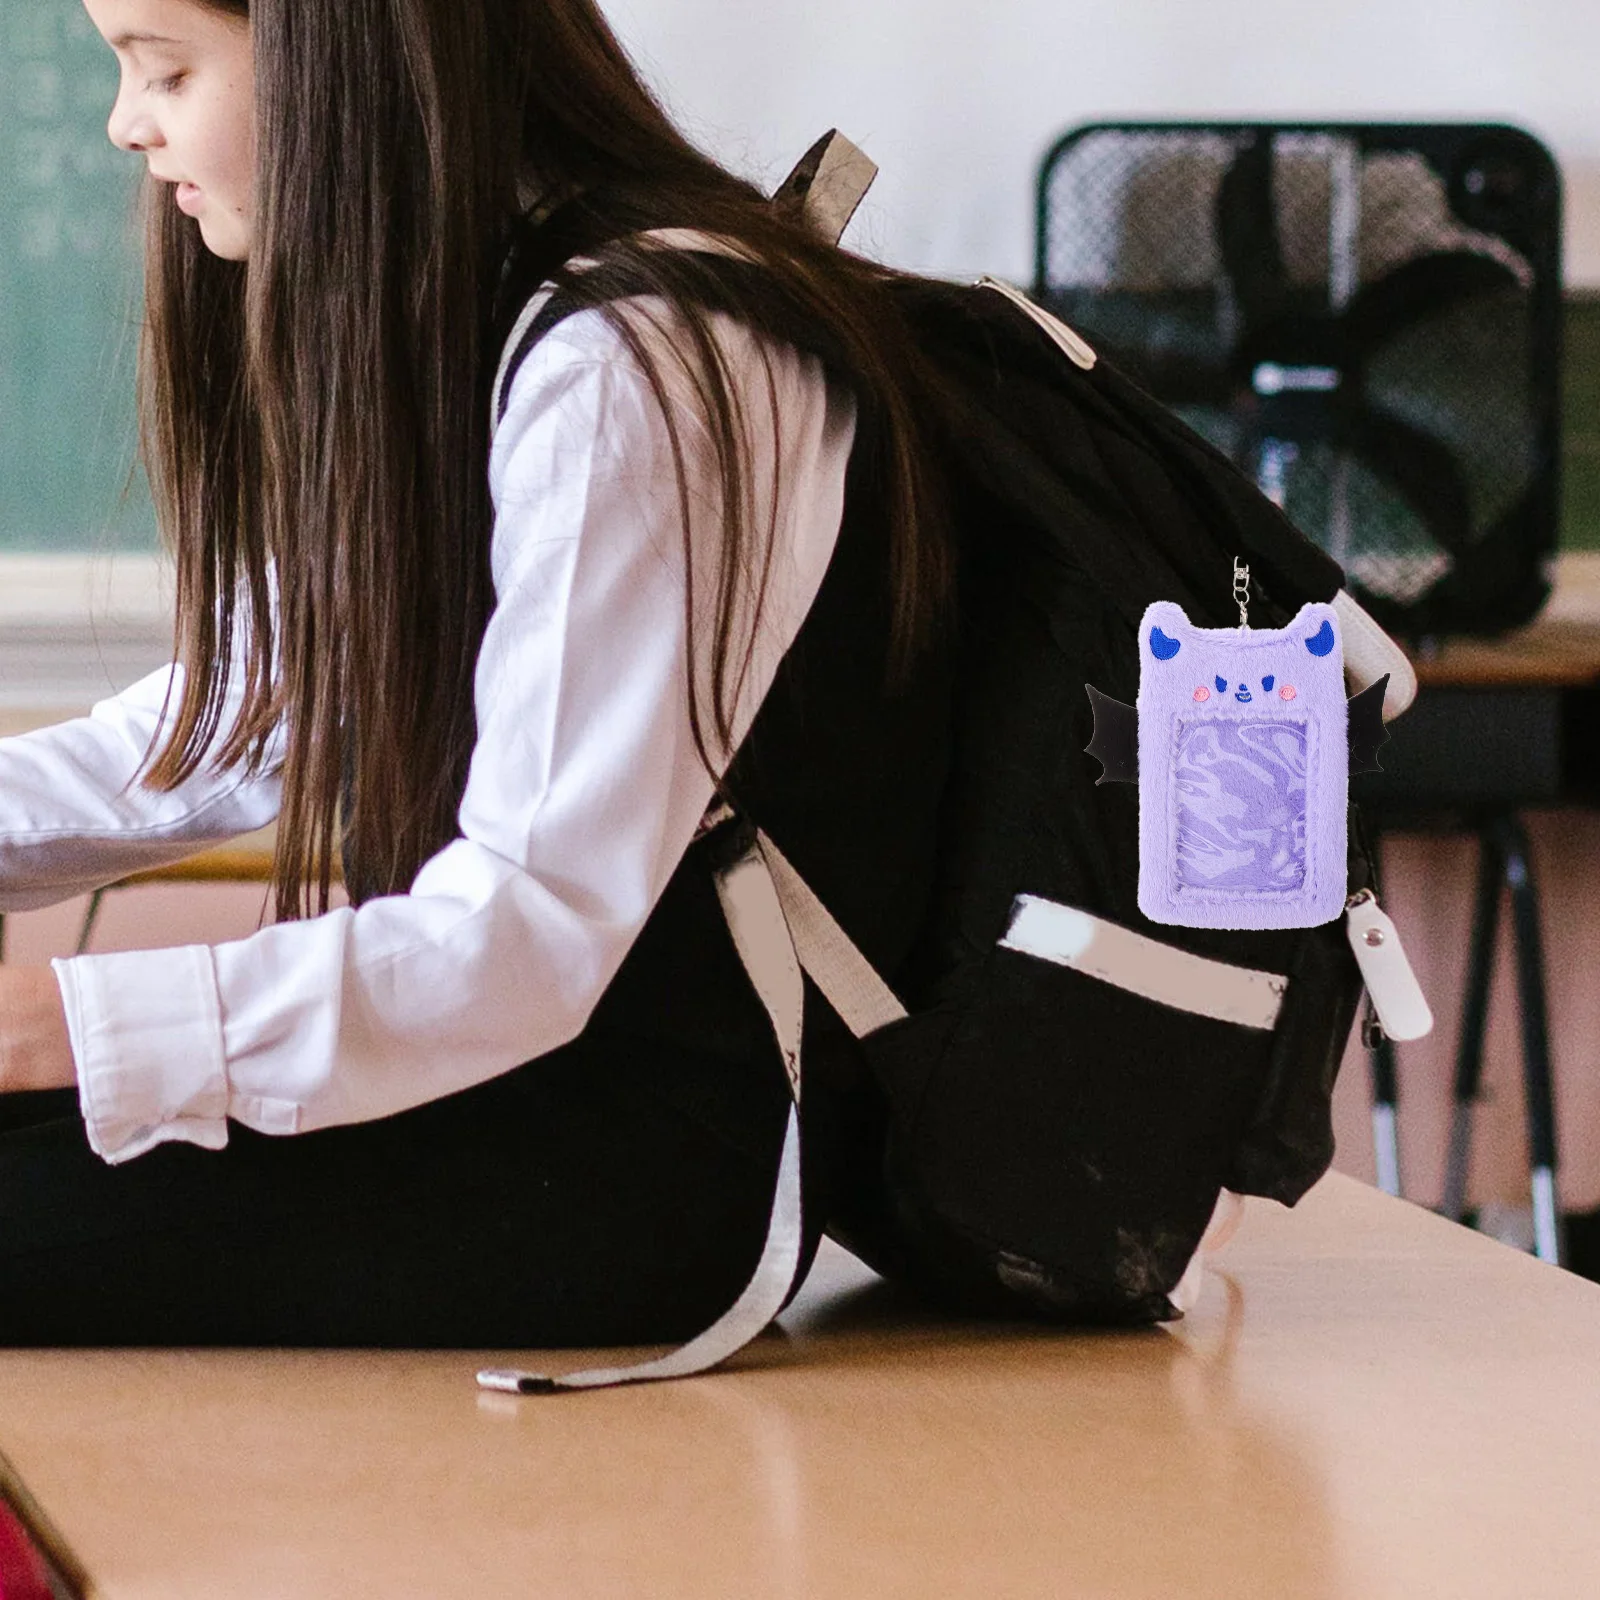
xmin=1192 ymin=671 xmax=1300 ymax=703
xmin=1140 ymin=602 xmax=1344 ymax=900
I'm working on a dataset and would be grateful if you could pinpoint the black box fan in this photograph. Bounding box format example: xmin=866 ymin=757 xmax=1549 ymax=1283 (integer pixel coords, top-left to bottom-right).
xmin=1035 ymin=122 xmax=1563 ymax=640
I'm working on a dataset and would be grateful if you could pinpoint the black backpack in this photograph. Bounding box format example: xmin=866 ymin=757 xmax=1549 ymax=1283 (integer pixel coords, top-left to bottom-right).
xmin=475 ymin=152 xmax=1417 ymax=1395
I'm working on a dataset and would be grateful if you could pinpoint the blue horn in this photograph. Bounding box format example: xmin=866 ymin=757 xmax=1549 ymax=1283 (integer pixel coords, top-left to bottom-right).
xmin=1305 ymin=619 xmax=1335 ymax=657
xmin=1149 ymin=626 xmax=1181 ymax=661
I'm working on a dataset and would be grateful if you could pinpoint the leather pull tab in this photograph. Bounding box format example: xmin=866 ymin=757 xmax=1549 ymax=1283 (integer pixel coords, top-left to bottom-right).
xmin=773 ymin=130 xmax=878 ymax=245
xmin=1345 ymin=891 xmax=1434 ymax=1042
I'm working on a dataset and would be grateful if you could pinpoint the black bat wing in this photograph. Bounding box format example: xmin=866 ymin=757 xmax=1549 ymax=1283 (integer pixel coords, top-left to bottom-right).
xmin=1347 ymin=673 xmax=1392 ymax=775
xmin=1084 ymin=684 xmax=1138 ymax=784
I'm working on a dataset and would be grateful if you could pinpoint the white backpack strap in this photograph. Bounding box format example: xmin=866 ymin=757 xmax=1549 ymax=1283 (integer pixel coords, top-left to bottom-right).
xmin=773 ymin=130 xmax=879 ymax=246
xmin=487 ymin=231 xmax=765 ymax=438
xmin=477 ymin=829 xmax=807 ymax=1395
xmin=975 ymin=276 xmax=1098 ymax=372
xmin=634 ymin=228 xmax=761 ymax=263
xmin=490 ymin=130 xmax=877 ymax=435
xmin=489 ymin=282 xmax=566 ymax=432
xmin=1333 ymin=589 xmax=1417 ymax=720
xmin=473 ymin=822 xmax=903 ymax=1395
xmin=753 ymin=830 xmax=906 ymax=1038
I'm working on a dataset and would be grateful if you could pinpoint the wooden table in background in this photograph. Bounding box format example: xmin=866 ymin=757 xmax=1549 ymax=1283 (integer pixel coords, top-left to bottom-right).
xmin=1405 ymin=551 xmax=1600 ymax=688
xmin=1 ymin=1174 xmax=1598 ymax=1599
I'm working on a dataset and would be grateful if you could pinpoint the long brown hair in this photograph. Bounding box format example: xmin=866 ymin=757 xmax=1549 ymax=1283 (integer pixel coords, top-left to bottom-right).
xmin=139 ymin=0 xmax=952 ymax=917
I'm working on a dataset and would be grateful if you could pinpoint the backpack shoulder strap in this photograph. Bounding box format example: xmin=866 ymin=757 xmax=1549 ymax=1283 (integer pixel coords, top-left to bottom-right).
xmin=490 ymin=132 xmax=878 ymax=434
xmin=489 ymin=231 xmax=762 ymax=433
xmin=475 ymin=139 xmax=885 ymax=1397
xmin=772 ymin=129 xmax=878 ymax=243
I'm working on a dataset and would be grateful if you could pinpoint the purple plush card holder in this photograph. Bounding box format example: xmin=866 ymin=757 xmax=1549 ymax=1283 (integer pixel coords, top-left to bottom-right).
xmin=1136 ymin=600 xmax=1348 ymax=930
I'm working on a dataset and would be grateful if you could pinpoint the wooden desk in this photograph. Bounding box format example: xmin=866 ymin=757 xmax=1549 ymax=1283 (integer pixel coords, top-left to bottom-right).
xmin=0 ymin=705 xmax=286 ymax=907
xmin=1407 ymin=551 xmax=1600 ymax=687
xmin=1 ymin=1173 xmax=1597 ymax=1599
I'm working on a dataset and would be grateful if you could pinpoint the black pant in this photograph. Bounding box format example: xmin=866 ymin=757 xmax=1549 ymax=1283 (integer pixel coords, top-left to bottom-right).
xmin=0 ymin=1030 xmax=823 ymax=1348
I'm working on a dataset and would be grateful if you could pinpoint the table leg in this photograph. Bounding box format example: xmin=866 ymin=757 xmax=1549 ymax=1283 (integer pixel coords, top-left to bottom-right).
xmin=75 ymin=889 xmax=107 ymax=957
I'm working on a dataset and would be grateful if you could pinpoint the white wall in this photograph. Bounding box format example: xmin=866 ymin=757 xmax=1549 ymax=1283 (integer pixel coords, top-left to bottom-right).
xmin=606 ymin=0 xmax=1600 ymax=286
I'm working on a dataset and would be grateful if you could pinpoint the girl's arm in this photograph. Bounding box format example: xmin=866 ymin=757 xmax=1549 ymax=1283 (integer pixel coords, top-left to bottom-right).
xmin=0 ymin=639 xmax=285 ymax=914
xmin=48 ymin=304 xmax=856 ymax=1163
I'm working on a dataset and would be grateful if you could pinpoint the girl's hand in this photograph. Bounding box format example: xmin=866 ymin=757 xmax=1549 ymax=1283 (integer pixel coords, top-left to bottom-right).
xmin=0 ymin=969 xmax=77 ymax=1093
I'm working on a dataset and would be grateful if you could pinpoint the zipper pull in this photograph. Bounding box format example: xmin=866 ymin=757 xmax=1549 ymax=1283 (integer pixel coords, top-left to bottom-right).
xmin=1344 ymin=889 xmax=1434 ymax=1041
xmin=974 ymin=276 xmax=1098 ymax=371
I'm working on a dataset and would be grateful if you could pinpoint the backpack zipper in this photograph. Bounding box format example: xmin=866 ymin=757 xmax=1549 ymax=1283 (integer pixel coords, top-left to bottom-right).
xmin=975 ymin=276 xmax=1098 ymax=371
xmin=1344 ymin=888 xmax=1433 ymax=1042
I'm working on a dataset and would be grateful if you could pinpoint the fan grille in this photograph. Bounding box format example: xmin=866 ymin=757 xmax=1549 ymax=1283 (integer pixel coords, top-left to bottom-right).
xmin=1037 ymin=125 xmax=1557 ymax=631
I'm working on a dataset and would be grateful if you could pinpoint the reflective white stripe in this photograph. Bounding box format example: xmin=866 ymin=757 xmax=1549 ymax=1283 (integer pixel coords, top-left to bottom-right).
xmin=756 ymin=829 xmax=907 ymax=1040
xmin=1000 ymin=895 xmax=1287 ymax=1031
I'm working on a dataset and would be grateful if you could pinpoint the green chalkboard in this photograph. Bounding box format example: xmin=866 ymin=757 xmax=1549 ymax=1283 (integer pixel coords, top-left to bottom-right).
xmin=0 ymin=0 xmax=156 ymax=552
xmin=1565 ymin=293 xmax=1600 ymax=552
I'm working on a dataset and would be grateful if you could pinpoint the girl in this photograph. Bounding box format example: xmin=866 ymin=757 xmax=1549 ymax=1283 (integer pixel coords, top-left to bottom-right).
xmin=0 ymin=0 xmax=955 ymax=1345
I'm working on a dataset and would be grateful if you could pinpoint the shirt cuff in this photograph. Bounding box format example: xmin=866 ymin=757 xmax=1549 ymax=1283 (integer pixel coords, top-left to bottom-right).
xmin=52 ymin=944 xmax=231 ymax=1164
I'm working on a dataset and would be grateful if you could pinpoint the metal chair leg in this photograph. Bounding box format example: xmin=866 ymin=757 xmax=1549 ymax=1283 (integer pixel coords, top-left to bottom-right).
xmin=1441 ymin=823 xmax=1504 ymax=1222
xmin=1365 ymin=826 xmax=1403 ymax=1195
xmin=1360 ymin=827 xmax=1403 ymax=1195
xmin=0 ymin=896 xmax=106 ymax=961
xmin=1493 ymin=813 xmax=1563 ymax=1267
xmin=75 ymin=888 xmax=107 ymax=957
xmin=1369 ymin=1024 xmax=1403 ymax=1197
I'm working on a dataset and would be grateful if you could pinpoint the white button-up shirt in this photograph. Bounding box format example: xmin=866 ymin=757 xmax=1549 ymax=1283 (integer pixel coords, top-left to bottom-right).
xmin=0 ymin=306 xmax=854 ymax=1164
